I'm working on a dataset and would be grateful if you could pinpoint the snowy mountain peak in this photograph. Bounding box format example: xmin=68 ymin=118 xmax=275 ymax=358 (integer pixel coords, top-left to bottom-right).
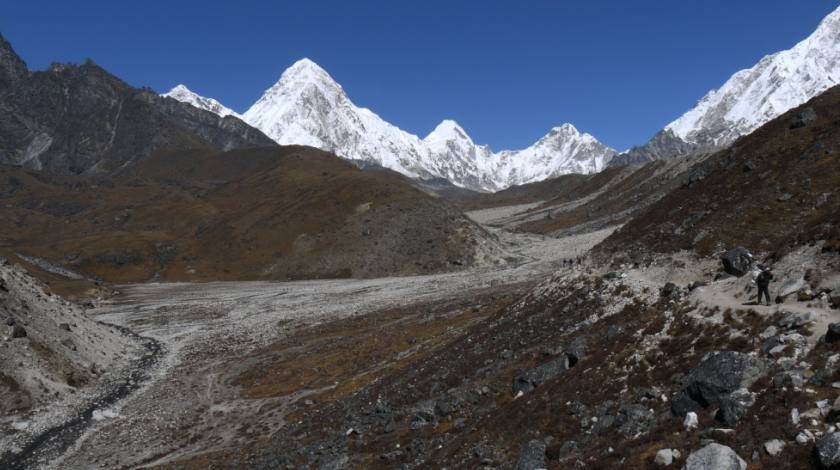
xmin=664 ymin=5 xmax=840 ymax=148
xmin=181 ymin=58 xmax=615 ymax=191
xmin=162 ymin=84 xmax=239 ymax=118
xmin=276 ymin=58 xmax=336 ymax=86
xmin=425 ymin=119 xmax=473 ymax=146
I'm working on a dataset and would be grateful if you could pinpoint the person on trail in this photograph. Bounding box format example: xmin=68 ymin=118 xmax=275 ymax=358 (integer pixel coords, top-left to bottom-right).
xmin=756 ymin=266 xmax=774 ymax=306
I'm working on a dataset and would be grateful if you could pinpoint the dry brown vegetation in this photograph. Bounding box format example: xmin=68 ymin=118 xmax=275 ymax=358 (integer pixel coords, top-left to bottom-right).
xmin=599 ymin=86 xmax=840 ymax=260
xmin=0 ymin=146 xmax=495 ymax=284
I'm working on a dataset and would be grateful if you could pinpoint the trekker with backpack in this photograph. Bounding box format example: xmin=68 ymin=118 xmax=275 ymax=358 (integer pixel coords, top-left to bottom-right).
xmin=756 ymin=265 xmax=774 ymax=306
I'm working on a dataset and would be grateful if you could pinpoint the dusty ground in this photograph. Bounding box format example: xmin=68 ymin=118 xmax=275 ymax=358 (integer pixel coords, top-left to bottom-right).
xmin=21 ymin=206 xmax=613 ymax=469
xmin=4 ymin=199 xmax=839 ymax=469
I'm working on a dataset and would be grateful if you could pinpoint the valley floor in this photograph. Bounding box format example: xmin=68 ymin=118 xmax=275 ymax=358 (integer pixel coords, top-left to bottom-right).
xmin=31 ymin=209 xmax=615 ymax=468
xmin=6 ymin=204 xmax=840 ymax=469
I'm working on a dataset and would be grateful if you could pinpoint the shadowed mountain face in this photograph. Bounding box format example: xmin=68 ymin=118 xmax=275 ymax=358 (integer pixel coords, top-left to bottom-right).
xmin=0 ymin=146 xmax=502 ymax=283
xmin=0 ymin=34 xmax=274 ymax=176
xmin=599 ymin=85 xmax=840 ymax=261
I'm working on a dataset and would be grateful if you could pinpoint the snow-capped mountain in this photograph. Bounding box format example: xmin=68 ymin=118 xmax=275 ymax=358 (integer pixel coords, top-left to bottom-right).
xmin=166 ymin=58 xmax=615 ymax=191
xmin=163 ymin=84 xmax=240 ymax=118
xmin=614 ymin=5 xmax=840 ymax=165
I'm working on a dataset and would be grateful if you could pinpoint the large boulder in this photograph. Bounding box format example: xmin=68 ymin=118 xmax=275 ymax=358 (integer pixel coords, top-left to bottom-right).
xmin=682 ymin=443 xmax=746 ymax=470
xmin=720 ymin=247 xmax=753 ymax=277
xmin=816 ymin=432 xmax=840 ymax=469
xmin=672 ymin=351 xmax=768 ymax=417
xmin=513 ymin=357 xmax=568 ymax=395
xmin=515 ymin=439 xmax=546 ymax=470
xmin=715 ymin=388 xmax=756 ymax=426
xmin=827 ymin=323 xmax=840 ymax=343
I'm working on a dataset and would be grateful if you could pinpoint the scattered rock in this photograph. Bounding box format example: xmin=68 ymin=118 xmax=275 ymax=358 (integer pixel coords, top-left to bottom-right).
xmin=512 ymin=356 xmax=568 ymax=395
xmin=655 ymin=448 xmax=679 ymax=466
xmin=672 ymin=351 xmax=768 ymax=416
xmin=564 ymin=337 xmax=587 ymax=368
xmin=515 ymin=439 xmax=546 ymax=470
xmin=826 ymin=323 xmax=840 ymax=343
xmin=715 ymin=388 xmax=756 ymax=426
xmin=615 ymin=403 xmax=654 ymax=437
xmin=720 ymin=247 xmax=753 ymax=277
xmin=763 ymin=439 xmax=785 ymax=457
xmin=778 ymin=192 xmax=794 ymax=202
xmin=11 ymin=324 xmax=27 ymax=338
xmin=661 ymin=282 xmax=680 ymax=299
xmin=796 ymin=430 xmax=814 ymax=444
xmin=59 ymin=322 xmax=71 ymax=332
xmin=790 ymin=107 xmax=817 ymax=129
xmin=684 ymin=411 xmax=698 ymax=431
xmin=682 ymin=443 xmax=746 ymax=470
xmin=797 ymin=288 xmax=815 ymax=302
xmin=827 ymin=397 xmax=840 ymax=422
xmin=815 ymin=432 xmax=840 ymax=469
xmin=759 ymin=325 xmax=778 ymax=339
xmin=777 ymin=311 xmax=813 ymax=330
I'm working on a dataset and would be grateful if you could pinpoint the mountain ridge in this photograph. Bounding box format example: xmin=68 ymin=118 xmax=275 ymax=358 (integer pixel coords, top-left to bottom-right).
xmin=612 ymin=5 xmax=840 ymax=166
xmin=167 ymin=58 xmax=616 ymax=191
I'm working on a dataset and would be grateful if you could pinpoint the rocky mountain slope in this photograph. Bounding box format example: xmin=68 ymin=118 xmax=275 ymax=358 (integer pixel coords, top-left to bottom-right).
xmin=0 ymin=258 xmax=151 ymax=465
xmin=613 ymin=5 xmax=840 ymax=166
xmin=0 ymin=34 xmax=273 ymax=176
xmin=168 ymin=59 xmax=615 ymax=191
xmin=600 ymin=84 xmax=840 ymax=261
xmin=0 ymin=146 xmax=503 ymax=283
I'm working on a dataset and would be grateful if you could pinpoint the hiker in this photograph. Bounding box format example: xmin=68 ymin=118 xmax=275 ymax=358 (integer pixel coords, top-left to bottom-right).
xmin=756 ymin=265 xmax=774 ymax=306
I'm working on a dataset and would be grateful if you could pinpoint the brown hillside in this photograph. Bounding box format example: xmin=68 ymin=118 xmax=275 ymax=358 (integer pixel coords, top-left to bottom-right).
xmin=0 ymin=146 xmax=501 ymax=284
xmin=598 ymin=84 xmax=840 ymax=261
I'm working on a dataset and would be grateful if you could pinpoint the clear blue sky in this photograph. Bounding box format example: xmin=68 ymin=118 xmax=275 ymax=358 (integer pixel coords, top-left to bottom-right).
xmin=2 ymin=1 xmax=837 ymax=151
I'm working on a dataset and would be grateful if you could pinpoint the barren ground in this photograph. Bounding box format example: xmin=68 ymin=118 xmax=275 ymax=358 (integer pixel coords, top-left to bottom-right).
xmin=36 ymin=208 xmax=614 ymax=469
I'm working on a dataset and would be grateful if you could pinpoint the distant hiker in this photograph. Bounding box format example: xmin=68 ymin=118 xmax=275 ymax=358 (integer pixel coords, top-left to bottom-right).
xmin=756 ymin=265 xmax=774 ymax=306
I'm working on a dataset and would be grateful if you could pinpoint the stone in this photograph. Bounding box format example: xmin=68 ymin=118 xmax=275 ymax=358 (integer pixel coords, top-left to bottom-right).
xmin=661 ymin=282 xmax=680 ymax=299
xmin=777 ymin=311 xmax=813 ymax=329
xmin=683 ymin=443 xmax=746 ymax=470
xmin=791 ymin=408 xmax=801 ymax=426
xmin=59 ymin=322 xmax=71 ymax=332
xmin=826 ymin=323 xmax=840 ymax=343
xmin=615 ymin=403 xmax=654 ymax=437
xmin=515 ymin=439 xmax=546 ymax=470
xmin=512 ymin=356 xmax=568 ymax=395
xmin=671 ymin=351 xmax=768 ymax=416
xmin=564 ymin=337 xmax=587 ymax=368
xmin=815 ymin=432 xmax=840 ymax=469
xmin=720 ymin=247 xmax=753 ymax=277
xmin=790 ymin=107 xmax=817 ymax=129
xmin=796 ymin=430 xmax=814 ymax=444
xmin=655 ymin=448 xmax=676 ymax=466
xmin=763 ymin=439 xmax=785 ymax=457
xmin=773 ymin=371 xmax=804 ymax=390
xmin=828 ymin=396 xmax=840 ymax=422
xmin=715 ymin=388 xmax=756 ymax=426
xmin=759 ymin=325 xmax=778 ymax=339
xmin=11 ymin=324 xmax=26 ymax=338
xmin=684 ymin=411 xmax=699 ymax=431
xmin=797 ymin=289 xmax=815 ymax=302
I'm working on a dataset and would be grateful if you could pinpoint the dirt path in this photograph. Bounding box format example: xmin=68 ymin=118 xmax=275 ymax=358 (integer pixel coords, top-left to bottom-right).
xmin=620 ymin=250 xmax=840 ymax=349
xmin=44 ymin=211 xmax=617 ymax=469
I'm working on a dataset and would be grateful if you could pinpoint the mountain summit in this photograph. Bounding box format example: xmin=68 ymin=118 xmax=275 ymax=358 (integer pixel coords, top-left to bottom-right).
xmin=163 ymin=84 xmax=240 ymax=118
xmin=170 ymin=59 xmax=615 ymax=191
